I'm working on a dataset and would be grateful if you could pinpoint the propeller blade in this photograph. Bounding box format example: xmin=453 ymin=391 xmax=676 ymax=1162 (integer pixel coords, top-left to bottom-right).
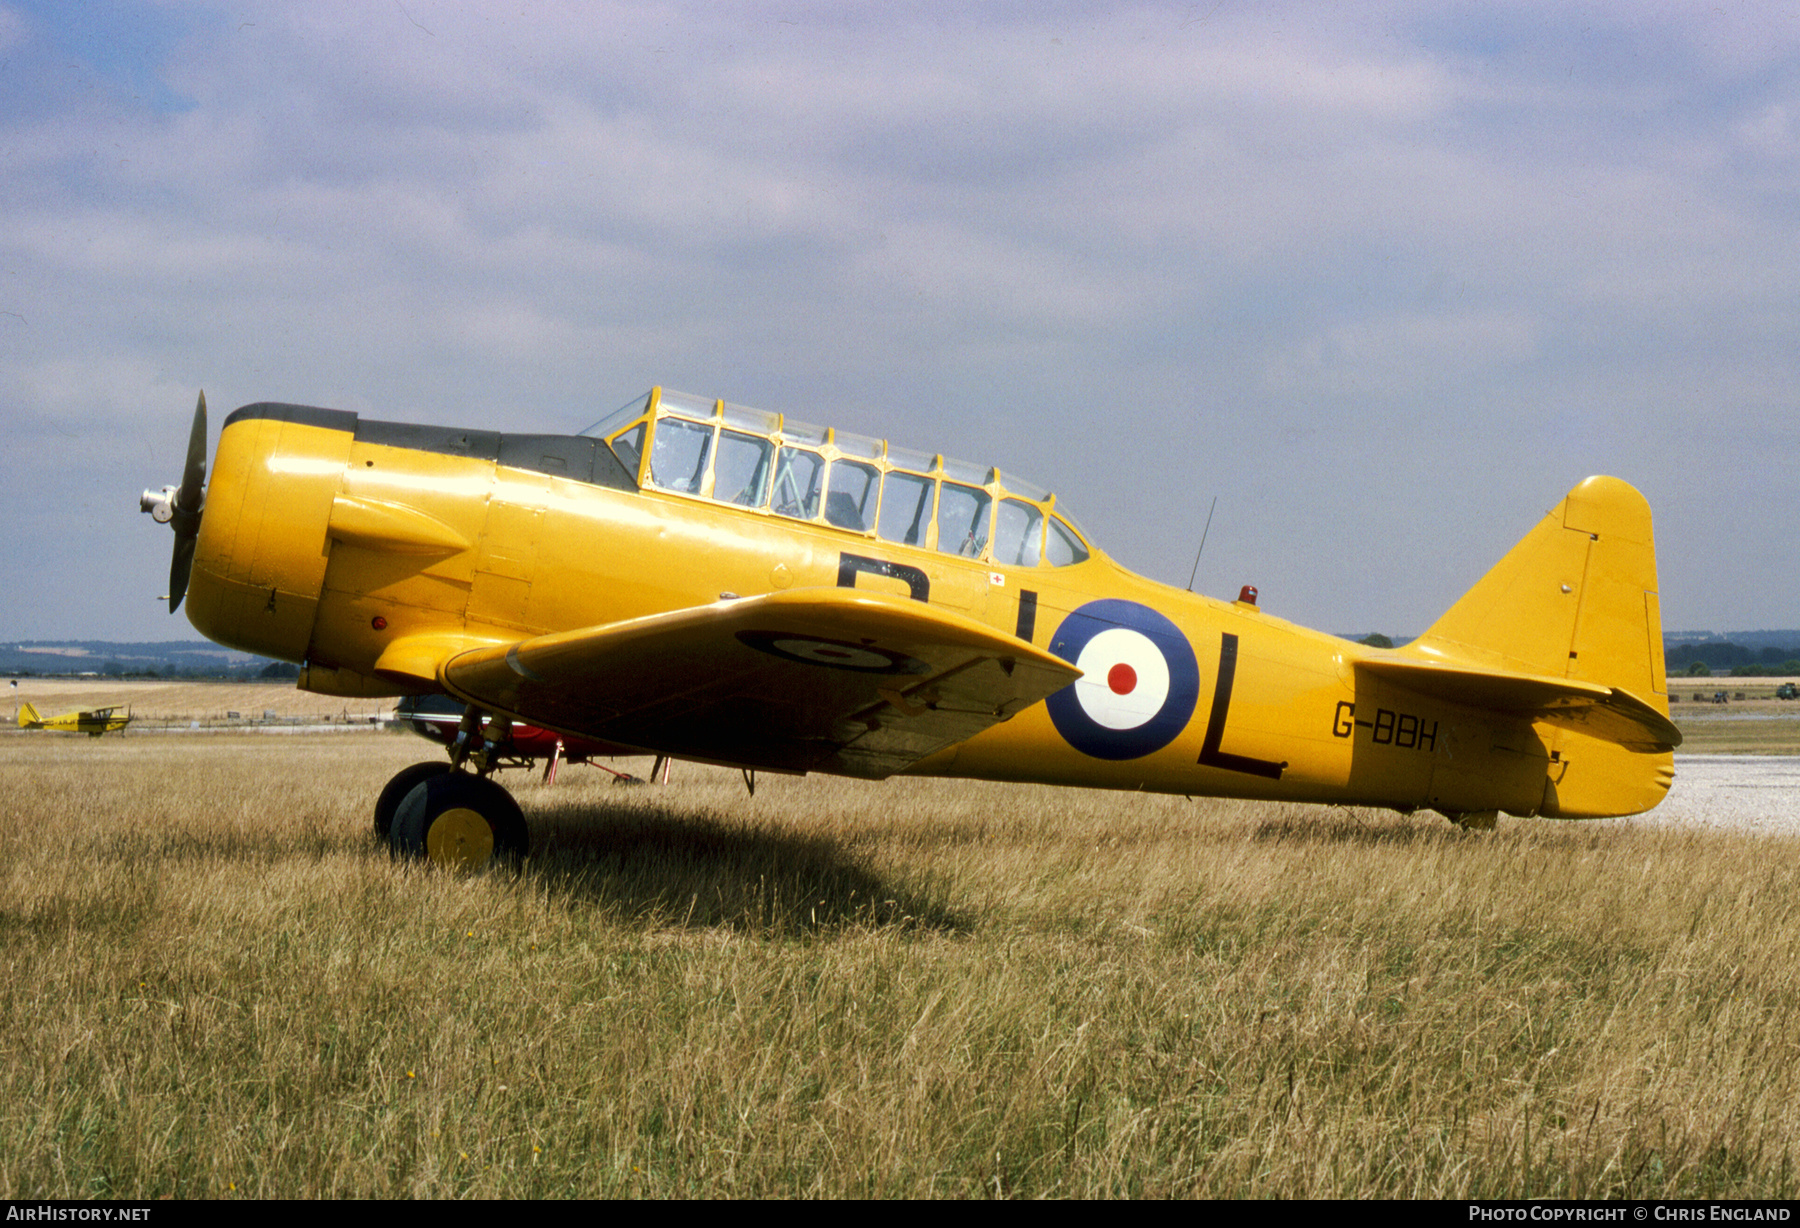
xmin=169 ymin=532 xmax=196 ymax=614
xmin=176 ymin=391 xmax=207 ymax=514
xmin=165 ymin=391 xmax=208 ymax=615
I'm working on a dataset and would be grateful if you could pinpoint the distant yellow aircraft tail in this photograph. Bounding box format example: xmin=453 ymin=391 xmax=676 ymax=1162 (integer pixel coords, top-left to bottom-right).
xmin=17 ymin=702 xmax=39 ymax=728
xmin=1402 ymin=475 xmax=1674 ymax=817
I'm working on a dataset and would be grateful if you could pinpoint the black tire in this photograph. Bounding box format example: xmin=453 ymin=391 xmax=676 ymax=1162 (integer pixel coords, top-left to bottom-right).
xmin=391 ymin=772 xmax=529 ymax=868
xmin=374 ymin=761 xmax=452 ymax=844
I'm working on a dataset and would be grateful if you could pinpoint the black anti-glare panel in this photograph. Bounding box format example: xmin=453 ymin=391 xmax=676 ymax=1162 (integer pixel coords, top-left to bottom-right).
xmin=222 ymin=403 xmax=638 ymax=492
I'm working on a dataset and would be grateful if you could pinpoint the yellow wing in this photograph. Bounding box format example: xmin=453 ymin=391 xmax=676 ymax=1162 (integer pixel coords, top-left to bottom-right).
xmin=441 ymin=588 xmax=1081 ymax=777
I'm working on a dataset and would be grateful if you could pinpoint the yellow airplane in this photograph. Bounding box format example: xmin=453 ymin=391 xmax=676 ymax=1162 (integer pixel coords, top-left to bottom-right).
xmin=17 ymin=702 xmax=132 ymax=737
xmin=141 ymin=388 xmax=1678 ymax=867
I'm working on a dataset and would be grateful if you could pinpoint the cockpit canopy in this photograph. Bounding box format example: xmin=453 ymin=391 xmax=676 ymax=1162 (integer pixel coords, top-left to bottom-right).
xmin=582 ymin=389 xmax=1093 ymax=568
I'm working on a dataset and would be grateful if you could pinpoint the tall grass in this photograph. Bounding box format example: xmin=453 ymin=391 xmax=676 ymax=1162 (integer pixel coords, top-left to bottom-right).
xmin=1 ymin=734 xmax=1796 ymax=1197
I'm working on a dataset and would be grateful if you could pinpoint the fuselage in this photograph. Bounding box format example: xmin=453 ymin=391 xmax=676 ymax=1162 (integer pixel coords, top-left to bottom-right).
xmin=183 ymin=395 xmax=1669 ymax=819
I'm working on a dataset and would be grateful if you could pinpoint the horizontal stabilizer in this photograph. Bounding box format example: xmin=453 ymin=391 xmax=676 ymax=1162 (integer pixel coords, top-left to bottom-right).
xmin=1359 ymin=658 xmax=1682 ymax=753
xmin=441 ymin=588 xmax=1081 ymax=777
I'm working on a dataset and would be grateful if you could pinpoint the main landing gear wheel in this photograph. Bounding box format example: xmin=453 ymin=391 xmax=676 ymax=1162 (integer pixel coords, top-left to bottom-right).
xmin=374 ymin=761 xmax=453 ymax=844
xmin=391 ymin=772 xmax=529 ymax=869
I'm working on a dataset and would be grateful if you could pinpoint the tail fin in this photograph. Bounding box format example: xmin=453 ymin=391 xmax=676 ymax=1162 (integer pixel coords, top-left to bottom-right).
xmin=1411 ymin=475 xmax=1669 ymax=698
xmin=1404 ymin=475 xmax=1674 ymax=817
xmin=17 ymin=702 xmax=39 ymax=727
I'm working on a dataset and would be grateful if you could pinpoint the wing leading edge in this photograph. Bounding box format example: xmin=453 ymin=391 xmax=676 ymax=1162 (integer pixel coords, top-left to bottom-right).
xmin=440 ymin=589 xmax=1081 ymax=778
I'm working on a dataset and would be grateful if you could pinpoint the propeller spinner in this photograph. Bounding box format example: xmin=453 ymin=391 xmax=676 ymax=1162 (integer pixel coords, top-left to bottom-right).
xmin=139 ymin=392 xmax=208 ymax=613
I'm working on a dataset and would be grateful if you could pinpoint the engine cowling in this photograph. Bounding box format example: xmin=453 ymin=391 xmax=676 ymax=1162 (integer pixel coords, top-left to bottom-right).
xmin=185 ymin=404 xmax=352 ymax=665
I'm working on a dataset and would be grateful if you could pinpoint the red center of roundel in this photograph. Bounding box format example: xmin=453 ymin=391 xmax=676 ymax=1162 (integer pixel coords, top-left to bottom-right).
xmin=1107 ymin=663 xmax=1138 ymax=695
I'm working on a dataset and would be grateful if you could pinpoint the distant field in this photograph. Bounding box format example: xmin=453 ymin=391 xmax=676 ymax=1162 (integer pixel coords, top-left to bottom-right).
xmin=1 ymin=733 xmax=1797 ymax=1197
xmin=5 ymin=679 xmax=392 ymax=727
xmin=1668 ymin=681 xmax=1800 ymax=754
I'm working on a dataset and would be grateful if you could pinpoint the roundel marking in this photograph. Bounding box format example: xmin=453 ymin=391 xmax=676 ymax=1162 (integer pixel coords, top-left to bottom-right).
xmin=1046 ymin=599 xmax=1200 ymax=760
xmin=737 ymin=630 xmax=928 ymax=675
xmin=773 ymin=638 xmax=893 ymax=669
xmin=1073 ymin=627 xmax=1171 ymax=730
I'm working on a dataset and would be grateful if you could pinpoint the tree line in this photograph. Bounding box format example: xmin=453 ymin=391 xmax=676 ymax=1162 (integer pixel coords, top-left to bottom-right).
xmin=1668 ymin=643 xmax=1800 ymax=677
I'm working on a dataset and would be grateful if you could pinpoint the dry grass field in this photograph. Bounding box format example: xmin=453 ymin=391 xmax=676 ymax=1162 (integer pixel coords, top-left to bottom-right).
xmin=8 ymin=679 xmax=391 ymax=727
xmin=3 ymin=704 xmax=1799 ymax=1199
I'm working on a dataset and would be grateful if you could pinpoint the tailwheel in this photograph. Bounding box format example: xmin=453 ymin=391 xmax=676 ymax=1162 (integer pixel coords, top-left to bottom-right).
xmin=374 ymin=761 xmax=453 ymax=845
xmin=391 ymin=772 xmax=529 ymax=869
xmin=1445 ymin=810 xmax=1499 ymax=831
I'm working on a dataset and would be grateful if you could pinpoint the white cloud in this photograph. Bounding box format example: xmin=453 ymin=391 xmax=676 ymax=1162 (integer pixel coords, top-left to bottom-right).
xmin=0 ymin=5 xmax=27 ymax=52
xmin=3 ymin=1 xmax=1799 ymax=636
xmin=1266 ymin=310 xmax=1542 ymax=398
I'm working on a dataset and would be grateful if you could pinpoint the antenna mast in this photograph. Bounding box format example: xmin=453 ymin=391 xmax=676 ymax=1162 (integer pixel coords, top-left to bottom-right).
xmin=1186 ymin=496 xmax=1217 ymax=592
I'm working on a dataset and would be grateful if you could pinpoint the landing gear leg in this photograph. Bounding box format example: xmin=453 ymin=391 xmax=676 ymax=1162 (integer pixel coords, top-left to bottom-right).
xmin=448 ymin=705 xmax=483 ymax=768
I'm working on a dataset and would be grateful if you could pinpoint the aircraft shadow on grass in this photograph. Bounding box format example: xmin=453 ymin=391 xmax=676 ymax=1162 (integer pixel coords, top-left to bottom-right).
xmin=496 ymin=801 xmax=967 ymax=935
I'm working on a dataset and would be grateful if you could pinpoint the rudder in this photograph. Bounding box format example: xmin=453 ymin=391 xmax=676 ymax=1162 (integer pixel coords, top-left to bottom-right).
xmin=1413 ymin=476 xmax=1668 ymax=700
xmin=1410 ymin=476 xmax=1673 ymax=818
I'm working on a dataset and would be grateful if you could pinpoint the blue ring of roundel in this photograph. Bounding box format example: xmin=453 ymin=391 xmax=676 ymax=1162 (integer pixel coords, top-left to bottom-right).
xmin=1045 ymin=599 xmax=1200 ymax=760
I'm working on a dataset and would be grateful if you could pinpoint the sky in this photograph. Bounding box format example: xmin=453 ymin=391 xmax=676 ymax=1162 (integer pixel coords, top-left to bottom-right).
xmin=3 ymin=0 xmax=1797 ymax=643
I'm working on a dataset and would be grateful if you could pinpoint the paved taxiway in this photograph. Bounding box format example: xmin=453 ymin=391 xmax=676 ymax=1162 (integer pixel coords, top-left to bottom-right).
xmin=1635 ymin=755 xmax=1800 ymax=833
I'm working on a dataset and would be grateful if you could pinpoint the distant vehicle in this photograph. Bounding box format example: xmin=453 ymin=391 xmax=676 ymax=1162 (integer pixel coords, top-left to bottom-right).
xmin=1713 ymin=691 xmax=1729 ymax=704
xmin=16 ymin=702 xmax=132 ymax=736
xmin=1777 ymin=683 xmax=1798 ymax=700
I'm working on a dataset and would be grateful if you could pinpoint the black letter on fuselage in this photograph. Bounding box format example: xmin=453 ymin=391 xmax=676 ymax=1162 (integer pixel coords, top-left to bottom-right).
xmin=837 ymin=553 xmax=930 ymax=602
xmin=1197 ymin=632 xmax=1286 ymax=780
xmin=1015 ymin=589 xmax=1038 ymax=643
